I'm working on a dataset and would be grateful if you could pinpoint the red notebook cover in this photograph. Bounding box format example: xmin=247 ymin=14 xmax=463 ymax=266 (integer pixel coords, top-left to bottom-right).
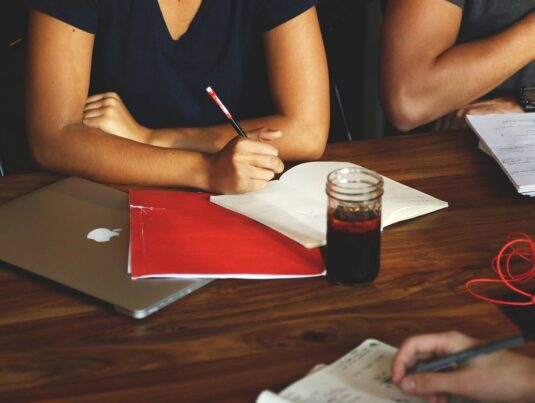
xmin=129 ymin=190 xmax=325 ymax=279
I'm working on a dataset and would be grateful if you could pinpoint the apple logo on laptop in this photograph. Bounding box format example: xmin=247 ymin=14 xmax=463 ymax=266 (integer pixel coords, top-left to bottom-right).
xmin=87 ymin=228 xmax=123 ymax=243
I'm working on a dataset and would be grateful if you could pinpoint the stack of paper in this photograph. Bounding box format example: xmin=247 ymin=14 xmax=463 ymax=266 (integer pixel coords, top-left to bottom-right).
xmin=466 ymin=113 xmax=535 ymax=196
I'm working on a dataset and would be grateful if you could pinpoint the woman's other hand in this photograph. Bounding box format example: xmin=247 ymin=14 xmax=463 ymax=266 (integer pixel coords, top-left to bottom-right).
xmin=83 ymin=92 xmax=151 ymax=143
xmin=207 ymin=136 xmax=284 ymax=194
xmin=436 ymin=96 xmax=524 ymax=130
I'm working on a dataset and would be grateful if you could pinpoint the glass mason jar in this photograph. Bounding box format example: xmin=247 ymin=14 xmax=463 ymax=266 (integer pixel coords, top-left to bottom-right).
xmin=325 ymin=167 xmax=384 ymax=284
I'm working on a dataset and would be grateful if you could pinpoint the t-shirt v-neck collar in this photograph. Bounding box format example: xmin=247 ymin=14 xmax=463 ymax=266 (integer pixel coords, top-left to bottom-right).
xmin=151 ymin=0 xmax=207 ymax=45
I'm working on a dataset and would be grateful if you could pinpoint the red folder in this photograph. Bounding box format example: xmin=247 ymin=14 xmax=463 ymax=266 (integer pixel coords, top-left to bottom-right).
xmin=129 ymin=190 xmax=325 ymax=279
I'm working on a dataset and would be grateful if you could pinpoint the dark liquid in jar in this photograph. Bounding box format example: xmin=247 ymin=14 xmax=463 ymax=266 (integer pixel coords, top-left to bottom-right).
xmin=326 ymin=207 xmax=381 ymax=284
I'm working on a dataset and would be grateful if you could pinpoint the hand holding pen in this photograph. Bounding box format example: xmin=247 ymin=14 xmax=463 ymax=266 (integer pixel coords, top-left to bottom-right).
xmin=389 ymin=331 xmax=535 ymax=403
xmin=205 ymin=86 xmax=284 ymax=194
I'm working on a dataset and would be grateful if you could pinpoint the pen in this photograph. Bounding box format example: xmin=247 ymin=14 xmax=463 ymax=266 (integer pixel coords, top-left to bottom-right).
xmin=384 ymin=334 xmax=526 ymax=384
xmin=206 ymin=86 xmax=247 ymax=138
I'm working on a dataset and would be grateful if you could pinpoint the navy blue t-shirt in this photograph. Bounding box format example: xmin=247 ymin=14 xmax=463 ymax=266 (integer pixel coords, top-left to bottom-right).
xmin=25 ymin=0 xmax=317 ymax=129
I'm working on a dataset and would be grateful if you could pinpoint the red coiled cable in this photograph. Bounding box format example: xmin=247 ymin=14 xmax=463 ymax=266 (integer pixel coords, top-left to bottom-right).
xmin=465 ymin=232 xmax=535 ymax=306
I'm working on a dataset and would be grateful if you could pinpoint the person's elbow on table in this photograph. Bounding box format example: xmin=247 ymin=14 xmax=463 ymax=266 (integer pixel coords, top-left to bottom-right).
xmin=380 ymin=83 xmax=439 ymax=133
xmin=298 ymin=125 xmax=328 ymax=161
xmin=283 ymin=115 xmax=329 ymax=161
xmin=26 ymin=121 xmax=72 ymax=173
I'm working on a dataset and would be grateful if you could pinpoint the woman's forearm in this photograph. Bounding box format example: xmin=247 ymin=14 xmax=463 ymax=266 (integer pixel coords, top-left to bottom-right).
xmin=30 ymin=123 xmax=212 ymax=189
xmin=147 ymin=113 xmax=328 ymax=161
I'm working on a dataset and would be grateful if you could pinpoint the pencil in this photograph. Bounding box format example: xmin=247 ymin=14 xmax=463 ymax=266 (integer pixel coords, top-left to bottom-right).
xmin=206 ymin=86 xmax=247 ymax=138
xmin=384 ymin=334 xmax=526 ymax=383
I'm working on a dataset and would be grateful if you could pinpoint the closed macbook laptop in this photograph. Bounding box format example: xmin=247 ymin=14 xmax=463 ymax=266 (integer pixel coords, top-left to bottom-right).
xmin=0 ymin=177 xmax=211 ymax=318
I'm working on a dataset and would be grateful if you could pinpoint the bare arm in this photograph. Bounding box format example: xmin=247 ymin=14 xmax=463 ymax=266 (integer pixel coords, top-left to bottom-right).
xmin=26 ymin=11 xmax=282 ymax=193
xmin=83 ymin=7 xmax=330 ymax=160
xmin=256 ymin=6 xmax=330 ymax=160
xmin=380 ymin=0 xmax=535 ymax=131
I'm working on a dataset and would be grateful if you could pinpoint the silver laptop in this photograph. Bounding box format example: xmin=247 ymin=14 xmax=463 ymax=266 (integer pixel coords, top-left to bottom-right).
xmin=0 ymin=177 xmax=211 ymax=319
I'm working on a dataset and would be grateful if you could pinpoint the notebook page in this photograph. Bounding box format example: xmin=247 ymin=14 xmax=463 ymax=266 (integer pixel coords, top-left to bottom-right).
xmin=257 ymin=339 xmax=425 ymax=403
xmin=211 ymin=180 xmax=326 ymax=248
xmin=467 ymin=113 xmax=535 ymax=192
xmin=381 ymin=177 xmax=448 ymax=227
xmin=280 ymin=162 xmax=447 ymax=228
xmin=477 ymin=140 xmax=535 ymax=197
xmin=211 ymin=162 xmax=354 ymax=248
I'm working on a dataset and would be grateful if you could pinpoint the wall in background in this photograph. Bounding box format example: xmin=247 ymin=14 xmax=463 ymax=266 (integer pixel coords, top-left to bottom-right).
xmin=318 ymin=0 xmax=390 ymax=142
xmin=0 ymin=1 xmax=31 ymax=174
xmin=0 ymin=1 xmax=26 ymax=51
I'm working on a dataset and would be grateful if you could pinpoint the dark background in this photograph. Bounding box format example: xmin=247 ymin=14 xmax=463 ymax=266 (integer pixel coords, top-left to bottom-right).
xmin=1 ymin=0 xmax=30 ymax=174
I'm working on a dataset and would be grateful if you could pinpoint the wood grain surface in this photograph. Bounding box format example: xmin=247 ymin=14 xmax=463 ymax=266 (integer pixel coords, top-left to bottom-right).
xmin=0 ymin=130 xmax=534 ymax=402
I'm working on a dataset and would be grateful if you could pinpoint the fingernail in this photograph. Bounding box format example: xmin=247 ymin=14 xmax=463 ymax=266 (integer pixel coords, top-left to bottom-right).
xmin=401 ymin=376 xmax=416 ymax=392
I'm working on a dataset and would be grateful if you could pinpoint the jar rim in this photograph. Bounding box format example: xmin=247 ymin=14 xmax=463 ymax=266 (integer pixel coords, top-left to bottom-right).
xmin=326 ymin=167 xmax=384 ymax=201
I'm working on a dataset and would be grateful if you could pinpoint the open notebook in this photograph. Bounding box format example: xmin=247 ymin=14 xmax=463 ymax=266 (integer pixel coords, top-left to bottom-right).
xmin=257 ymin=339 xmax=473 ymax=403
xmin=211 ymin=162 xmax=448 ymax=248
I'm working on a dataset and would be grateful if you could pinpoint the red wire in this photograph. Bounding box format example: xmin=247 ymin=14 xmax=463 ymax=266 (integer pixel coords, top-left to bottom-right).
xmin=465 ymin=232 xmax=535 ymax=306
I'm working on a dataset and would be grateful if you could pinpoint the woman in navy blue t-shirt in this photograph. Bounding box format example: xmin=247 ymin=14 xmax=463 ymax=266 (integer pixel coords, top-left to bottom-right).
xmin=25 ymin=0 xmax=329 ymax=193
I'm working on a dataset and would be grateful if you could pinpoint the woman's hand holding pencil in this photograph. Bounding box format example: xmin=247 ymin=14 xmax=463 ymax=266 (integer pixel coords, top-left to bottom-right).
xmin=205 ymin=86 xmax=284 ymax=194
xmin=207 ymin=135 xmax=284 ymax=194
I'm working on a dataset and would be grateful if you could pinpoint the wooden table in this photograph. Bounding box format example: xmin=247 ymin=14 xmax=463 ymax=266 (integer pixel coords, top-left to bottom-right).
xmin=1 ymin=130 xmax=534 ymax=402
